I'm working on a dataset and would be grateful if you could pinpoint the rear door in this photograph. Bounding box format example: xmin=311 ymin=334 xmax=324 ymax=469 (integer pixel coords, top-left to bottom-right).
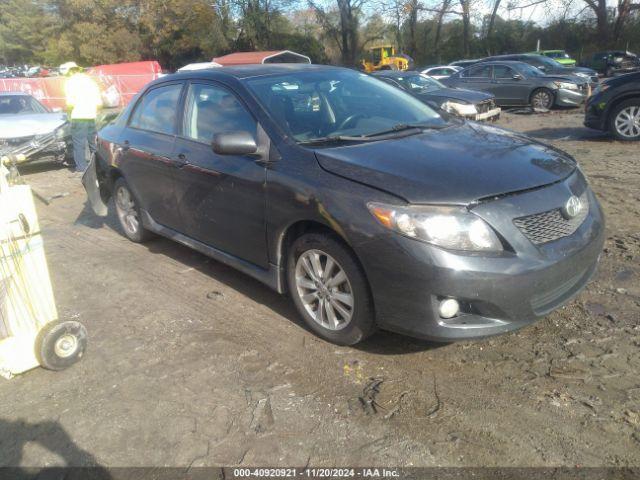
xmin=172 ymin=81 xmax=269 ymax=268
xmin=457 ymin=64 xmax=493 ymax=92
xmin=491 ymin=64 xmax=532 ymax=105
xmin=118 ymin=82 xmax=184 ymax=230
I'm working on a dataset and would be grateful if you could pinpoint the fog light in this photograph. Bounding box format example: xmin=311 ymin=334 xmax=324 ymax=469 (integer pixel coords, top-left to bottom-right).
xmin=439 ymin=298 xmax=460 ymax=318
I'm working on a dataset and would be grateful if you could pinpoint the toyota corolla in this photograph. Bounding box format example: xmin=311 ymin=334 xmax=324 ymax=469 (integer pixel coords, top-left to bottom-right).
xmin=87 ymin=65 xmax=604 ymax=345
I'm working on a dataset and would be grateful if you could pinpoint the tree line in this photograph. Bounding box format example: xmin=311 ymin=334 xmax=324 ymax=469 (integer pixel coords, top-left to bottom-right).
xmin=0 ymin=0 xmax=638 ymax=70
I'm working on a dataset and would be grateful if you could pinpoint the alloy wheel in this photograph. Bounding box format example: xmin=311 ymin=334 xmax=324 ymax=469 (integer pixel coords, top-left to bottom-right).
xmin=115 ymin=186 xmax=140 ymax=236
xmin=531 ymin=90 xmax=552 ymax=110
xmin=614 ymin=105 xmax=640 ymax=139
xmin=294 ymin=249 xmax=354 ymax=331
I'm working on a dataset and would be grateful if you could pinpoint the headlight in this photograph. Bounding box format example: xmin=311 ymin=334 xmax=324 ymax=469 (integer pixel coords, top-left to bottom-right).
xmin=554 ymin=81 xmax=578 ymax=90
xmin=441 ymin=101 xmax=477 ymax=116
xmin=54 ymin=122 xmax=70 ymax=139
xmin=367 ymin=202 xmax=503 ymax=252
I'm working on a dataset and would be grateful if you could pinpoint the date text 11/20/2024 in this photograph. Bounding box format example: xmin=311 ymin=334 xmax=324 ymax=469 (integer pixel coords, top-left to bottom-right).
xmin=232 ymin=468 xmax=400 ymax=478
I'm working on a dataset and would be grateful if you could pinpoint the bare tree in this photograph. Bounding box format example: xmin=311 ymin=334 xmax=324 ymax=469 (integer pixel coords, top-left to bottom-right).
xmin=423 ymin=0 xmax=471 ymax=58
xmin=433 ymin=0 xmax=452 ymax=60
xmin=309 ymin=0 xmax=365 ymax=65
xmin=459 ymin=0 xmax=471 ymax=56
xmin=613 ymin=0 xmax=640 ymax=43
xmin=485 ymin=0 xmax=502 ymax=54
xmin=406 ymin=0 xmax=422 ymax=57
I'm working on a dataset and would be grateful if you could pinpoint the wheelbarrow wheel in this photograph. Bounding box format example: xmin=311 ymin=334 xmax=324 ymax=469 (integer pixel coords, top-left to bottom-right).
xmin=35 ymin=321 xmax=87 ymax=371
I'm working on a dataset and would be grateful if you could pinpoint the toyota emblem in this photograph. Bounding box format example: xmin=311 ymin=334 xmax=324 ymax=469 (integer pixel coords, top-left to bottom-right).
xmin=562 ymin=195 xmax=582 ymax=219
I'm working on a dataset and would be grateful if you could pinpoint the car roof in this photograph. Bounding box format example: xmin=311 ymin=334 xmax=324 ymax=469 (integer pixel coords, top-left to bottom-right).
xmin=486 ymin=54 xmax=541 ymax=59
xmin=424 ymin=65 xmax=454 ymax=70
xmin=371 ymin=70 xmax=421 ymax=78
xmin=0 ymin=92 xmax=31 ymax=97
xmin=168 ymin=63 xmax=341 ymax=81
xmin=470 ymin=60 xmax=527 ymax=66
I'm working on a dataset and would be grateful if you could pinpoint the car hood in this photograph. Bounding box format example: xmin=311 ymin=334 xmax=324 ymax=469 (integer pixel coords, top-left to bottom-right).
xmin=415 ymin=87 xmax=493 ymax=104
xmin=314 ymin=122 xmax=576 ymax=204
xmin=542 ymin=74 xmax=586 ymax=84
xmin=0 ymin=112 xmax=67 ymax=139
xmin=571 ymin=66 xmax=597 ymax=75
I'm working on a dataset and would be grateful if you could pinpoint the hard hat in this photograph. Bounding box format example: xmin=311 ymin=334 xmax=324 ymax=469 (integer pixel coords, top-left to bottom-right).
xmin=59 ymin=61 xmax=80 ymax=75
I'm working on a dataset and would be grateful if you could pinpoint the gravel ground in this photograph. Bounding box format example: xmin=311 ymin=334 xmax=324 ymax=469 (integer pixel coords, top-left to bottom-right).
xmin=0 ymin=108 xmax=639 ymax=469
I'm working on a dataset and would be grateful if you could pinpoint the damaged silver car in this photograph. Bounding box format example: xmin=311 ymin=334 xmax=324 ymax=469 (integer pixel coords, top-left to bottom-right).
xmin=0 ymin=92 xmax=70 ymax=165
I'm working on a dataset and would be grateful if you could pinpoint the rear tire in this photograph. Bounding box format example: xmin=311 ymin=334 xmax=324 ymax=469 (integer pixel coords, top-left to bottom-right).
xmin=530 ymin=88 xmax=554 ymax=111
xmin=287 ymin=233 xmax=376 ymax=345
xmin=113 ymin=178 xmax=153 ymax=243
xmin=609 ymin=99 xmax=640 ymax=141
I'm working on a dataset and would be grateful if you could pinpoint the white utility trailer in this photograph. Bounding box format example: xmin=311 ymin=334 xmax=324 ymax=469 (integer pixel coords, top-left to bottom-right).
xmin=0 ymin=153 xmax=86 ymax=378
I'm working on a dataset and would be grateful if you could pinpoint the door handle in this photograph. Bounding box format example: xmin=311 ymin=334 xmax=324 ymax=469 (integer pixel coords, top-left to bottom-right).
xmin=175 ymin=153 xmax=188 ymax=167
xmin=117 ymin=140 xmax=130 ymax=153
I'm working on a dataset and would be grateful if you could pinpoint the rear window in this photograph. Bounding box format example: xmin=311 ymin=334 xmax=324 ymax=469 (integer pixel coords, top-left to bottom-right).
xmin=463 ymin=65 xmax=491 ymax=78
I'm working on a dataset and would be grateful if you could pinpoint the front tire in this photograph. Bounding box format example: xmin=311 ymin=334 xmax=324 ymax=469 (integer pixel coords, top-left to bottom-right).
xmin=530 ymin=88 xmax=554 ymax=111
xmin=609 ymin=99 xmax=640 ymax=141
xmin=287 ymin=233 xmax=376 ymax=345
xmin=114 ymin=178 xmax=153 ymax=242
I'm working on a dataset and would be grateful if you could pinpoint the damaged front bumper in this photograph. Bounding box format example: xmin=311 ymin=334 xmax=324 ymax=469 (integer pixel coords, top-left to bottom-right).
xmin=467 ymin=107 xmax=501 ymax=122
xmin=0 ymin=131 xmax=70 ymax=165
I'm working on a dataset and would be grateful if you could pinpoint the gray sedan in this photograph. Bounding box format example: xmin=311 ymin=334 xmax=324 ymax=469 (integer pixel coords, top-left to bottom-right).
xmin=443 ymin=61 xmax=589 ymax=110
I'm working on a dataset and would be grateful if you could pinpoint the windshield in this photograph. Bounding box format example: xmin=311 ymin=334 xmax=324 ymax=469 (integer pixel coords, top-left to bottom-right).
xmin=518 ymin=63 xmax=546 ymax=77
xmin=0 ymin=95 xmax=48 ymax=115
xmin=244 ymin=69 xmax=445 ymax=143
xmin=534 ymin=55 xmax=564 ymax=69
xmin=397 ymin=74 xmax=445 ymax=93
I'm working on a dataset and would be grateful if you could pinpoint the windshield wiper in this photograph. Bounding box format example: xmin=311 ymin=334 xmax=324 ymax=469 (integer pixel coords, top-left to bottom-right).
xmin=298 ymin=122 xmax=445 ymax=146
xmin=364 ymin=122 xmax=446 ymax=138
xmin=297 ymin=135 xmax=380 ymax=146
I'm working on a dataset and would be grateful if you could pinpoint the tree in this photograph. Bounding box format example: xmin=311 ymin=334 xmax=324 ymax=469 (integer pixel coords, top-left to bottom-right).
xmin=0 ymin=0 xmax=56 ymax=64
xmin=309 ymin=0 xmax=365 ymax=65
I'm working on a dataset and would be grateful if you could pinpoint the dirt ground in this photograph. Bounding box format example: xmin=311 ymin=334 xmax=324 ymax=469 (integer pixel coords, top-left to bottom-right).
xmin=1 ymin=108 xmax=639 ymax=469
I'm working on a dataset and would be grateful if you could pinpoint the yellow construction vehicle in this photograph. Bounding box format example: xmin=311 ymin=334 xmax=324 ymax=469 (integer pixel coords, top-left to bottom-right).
xmin=361 ymin=46 xmax=413 ymax=73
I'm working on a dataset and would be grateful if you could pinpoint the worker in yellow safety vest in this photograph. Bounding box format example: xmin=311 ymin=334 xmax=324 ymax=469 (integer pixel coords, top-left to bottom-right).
xmin=60 ymin=62 xmax=102 ymax=173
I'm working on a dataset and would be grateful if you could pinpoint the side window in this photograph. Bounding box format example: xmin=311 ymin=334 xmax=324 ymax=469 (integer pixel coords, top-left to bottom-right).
xmin=494 ymin=65 xmax=514 ymax=79
xmin=463 ymin=65 xmax=491 ymax=78
xmin=129 ymin=84 xmax=182 ymax=135
xmin=183 ymin=83 xmax=257 ymax=143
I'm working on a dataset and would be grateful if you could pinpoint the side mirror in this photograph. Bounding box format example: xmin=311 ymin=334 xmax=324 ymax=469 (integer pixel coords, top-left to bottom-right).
xmin=512 ymin=74 xmax=523 ymax=80
xmin=212 ymin=131 xmax=257 ymax=156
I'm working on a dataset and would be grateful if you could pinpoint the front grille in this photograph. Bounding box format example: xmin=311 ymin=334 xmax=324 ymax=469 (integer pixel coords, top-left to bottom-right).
xmin=476 ymin=99 xmax=495 ymax=114
xmin=513 ymin=192 xmax=589 ymax=245
xmin=619 ymin=59 xmax=639 ymax=70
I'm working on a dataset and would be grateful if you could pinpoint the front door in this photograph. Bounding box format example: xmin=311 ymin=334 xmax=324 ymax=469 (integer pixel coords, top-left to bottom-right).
xmin=118 ymin=82 xmax=184 ymax=230
xmin=490 ymin=65 xmax=532 ymax=105
xmin=172 ymin=81 xmax=269 ymax=268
